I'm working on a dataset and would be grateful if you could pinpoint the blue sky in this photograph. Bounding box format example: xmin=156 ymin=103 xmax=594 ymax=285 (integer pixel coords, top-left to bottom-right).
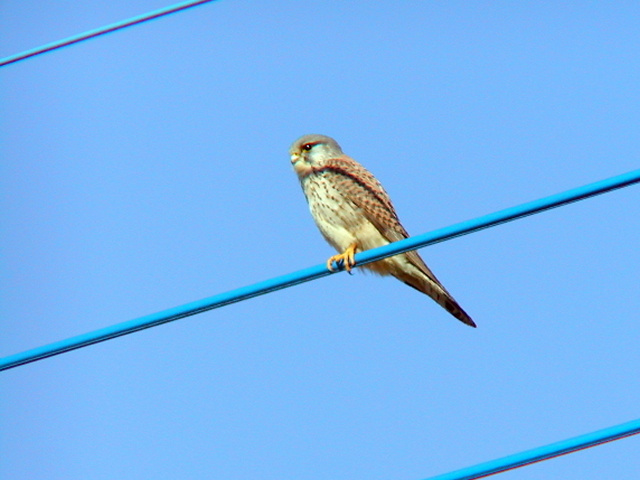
xmin=2 ymin=2 xmax=639 ymax=479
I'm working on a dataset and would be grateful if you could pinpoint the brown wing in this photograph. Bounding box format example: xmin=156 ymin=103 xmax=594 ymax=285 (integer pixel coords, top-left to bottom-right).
xmin=326 ymin=156 xmax=444 ymax=284
xmin=326 ymin=156 xmax=476 ymax=327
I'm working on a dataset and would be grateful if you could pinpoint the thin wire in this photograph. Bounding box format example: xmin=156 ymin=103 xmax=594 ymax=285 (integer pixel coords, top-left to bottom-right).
xmin=1 ymin=168 xmax=639 ymax=372
xmin=422 ymin=417 xmax=640 ymax=480
xmin=0 ymin=0 xmax=218 ymax=67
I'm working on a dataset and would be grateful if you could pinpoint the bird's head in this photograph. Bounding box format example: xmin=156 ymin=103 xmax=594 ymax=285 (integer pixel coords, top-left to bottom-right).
xmin=289 ymin=134 xmax=343 ymax=177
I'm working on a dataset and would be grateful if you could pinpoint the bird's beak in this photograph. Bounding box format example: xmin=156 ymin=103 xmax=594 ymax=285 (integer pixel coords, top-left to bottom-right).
xmin=290 ymin=153 xmax=300 ymax=164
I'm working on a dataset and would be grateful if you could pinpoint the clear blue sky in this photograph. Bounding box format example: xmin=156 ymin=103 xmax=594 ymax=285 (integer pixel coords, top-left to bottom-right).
xmin=2 ymin=2 xmax=639 ymax=479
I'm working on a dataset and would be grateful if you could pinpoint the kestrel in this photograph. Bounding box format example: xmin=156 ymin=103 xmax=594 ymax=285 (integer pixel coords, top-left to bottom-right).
xmin=290 ymin=134 xmax=476 ymax=327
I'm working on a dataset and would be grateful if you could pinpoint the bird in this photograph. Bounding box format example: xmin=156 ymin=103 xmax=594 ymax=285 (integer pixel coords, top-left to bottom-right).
xmin=289 ymin=134 xmax=476 ymax=327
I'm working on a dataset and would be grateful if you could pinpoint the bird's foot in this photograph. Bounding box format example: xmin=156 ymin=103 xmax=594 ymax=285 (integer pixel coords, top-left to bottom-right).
xmin=326 ymin=243 xmax=358 ymax=273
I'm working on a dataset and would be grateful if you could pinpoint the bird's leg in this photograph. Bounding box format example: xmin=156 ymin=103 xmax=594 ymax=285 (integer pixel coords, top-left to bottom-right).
xmin=326 ymin=243 xmax=358 ymax=273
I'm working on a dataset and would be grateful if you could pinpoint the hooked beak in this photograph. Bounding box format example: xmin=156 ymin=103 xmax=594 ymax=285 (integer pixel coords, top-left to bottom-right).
xmin=290 ymin=153 xmax=301 ymax=164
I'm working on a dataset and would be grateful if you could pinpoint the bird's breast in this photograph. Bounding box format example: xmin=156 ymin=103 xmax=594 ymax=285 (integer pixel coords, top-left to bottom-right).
xmin=301 ymin=174 xmax=363 ymax=250
xmin=301 ymin=172 xmax=390 ymax=255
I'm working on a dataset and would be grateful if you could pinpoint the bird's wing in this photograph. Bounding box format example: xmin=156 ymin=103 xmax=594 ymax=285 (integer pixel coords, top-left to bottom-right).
xmin=327 ymin=156 xmax=475 ymax=327
xmin=327 ymin=156 xmax=446 ymax=286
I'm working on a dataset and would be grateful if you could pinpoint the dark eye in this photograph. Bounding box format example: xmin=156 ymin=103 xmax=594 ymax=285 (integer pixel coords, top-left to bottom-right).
xmin=302 ymin=143 xmax=313 ymax=151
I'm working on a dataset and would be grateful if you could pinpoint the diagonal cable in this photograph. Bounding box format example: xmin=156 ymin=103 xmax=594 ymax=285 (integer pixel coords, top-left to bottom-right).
xmin=1 ymin=168 xmax=639 ymax=371
xmin=0 ymin=0 xmax=218 ymax=67
xmin=422 ymin=417 xmax=640 ymax=480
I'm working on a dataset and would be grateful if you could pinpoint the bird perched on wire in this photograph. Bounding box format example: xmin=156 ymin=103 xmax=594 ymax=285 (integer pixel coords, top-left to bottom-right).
xmin=290 ymin=134 xmax=476 ymax=327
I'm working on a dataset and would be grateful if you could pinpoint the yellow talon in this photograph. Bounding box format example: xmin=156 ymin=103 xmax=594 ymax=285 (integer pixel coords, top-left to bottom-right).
xmin=326 ymin=243 xmax=358 ymax=273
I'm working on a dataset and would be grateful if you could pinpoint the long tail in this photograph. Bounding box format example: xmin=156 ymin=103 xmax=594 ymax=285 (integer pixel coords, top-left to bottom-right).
xmin=393 ymin=254 xmax=476 ymax=327
xmin=402 ymin=274 xmax=476 ymax=327
xmin=364 ymin=251 xmax=476 ymax=327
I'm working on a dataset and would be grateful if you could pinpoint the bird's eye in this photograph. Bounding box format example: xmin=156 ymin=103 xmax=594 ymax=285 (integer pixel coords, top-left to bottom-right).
xmin=302 ymin=143 xmax=313 ymax=151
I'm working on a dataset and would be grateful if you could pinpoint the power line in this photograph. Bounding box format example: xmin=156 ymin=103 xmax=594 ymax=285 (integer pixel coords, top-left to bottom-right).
xmin=0 ymin=0 xmax=219 ymax=67
xmin=1 ymin=167 xmax=638 ymax=372
xmin=423 ymin=417 xmax=640 ymax=480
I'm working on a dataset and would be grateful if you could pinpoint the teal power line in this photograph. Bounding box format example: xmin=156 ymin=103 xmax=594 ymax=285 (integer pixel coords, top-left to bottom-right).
xmin=423 ymin=417 xmax=640 ymax=480
xmin=0 ymin=0 xmax=218 ymax=67
xmin=1 ymin=167 xmax=639 ymax=372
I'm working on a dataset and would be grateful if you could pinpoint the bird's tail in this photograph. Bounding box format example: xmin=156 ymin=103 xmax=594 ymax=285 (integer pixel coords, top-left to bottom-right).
xmin=400 ymin=272 xmax=476 ymax=327
xmin=403 ymin=275 xmax=476 ymax=327
xmin=365 ymin=253 xmax=476 ymax=327
xmin=393 ymin=256 xmax=476 ymax=327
